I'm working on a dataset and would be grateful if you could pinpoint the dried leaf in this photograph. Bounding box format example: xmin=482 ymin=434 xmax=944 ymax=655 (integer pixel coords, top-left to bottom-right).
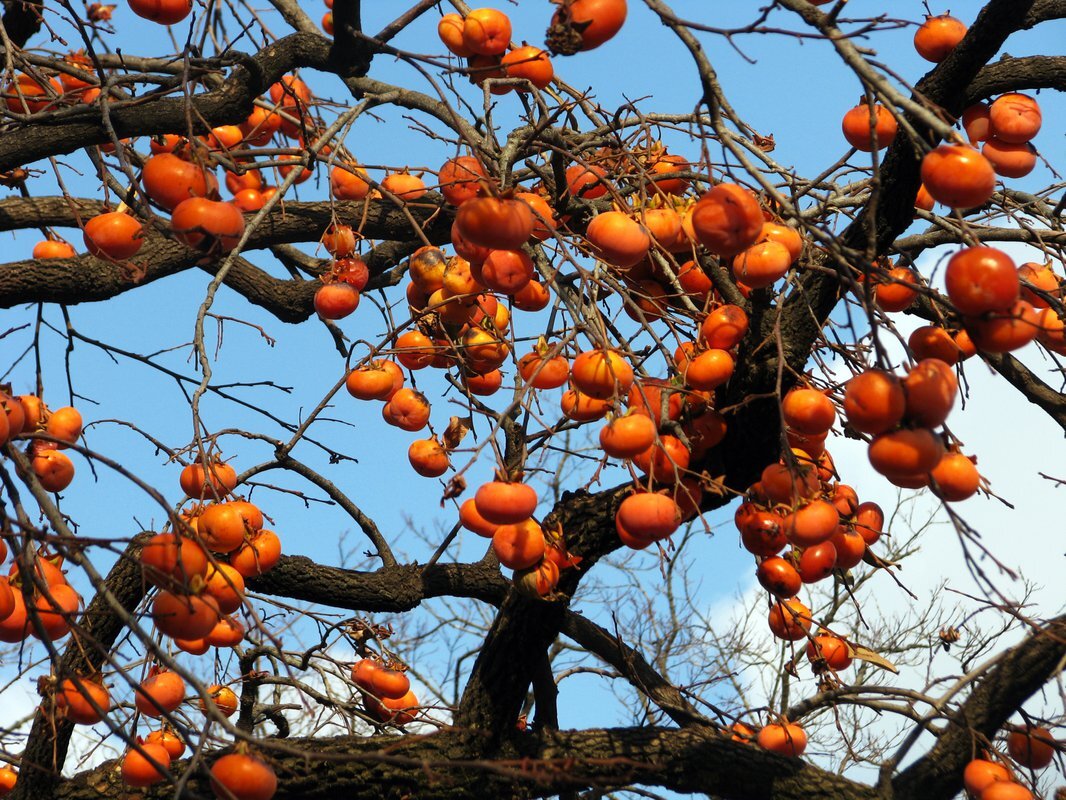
xmin=440 ymin=474 xmax=467 ymax=506
xmin=846 ymin=643 xmax=899 ymax=674
xmin=442 ymin=416 xmax=471 ymax=451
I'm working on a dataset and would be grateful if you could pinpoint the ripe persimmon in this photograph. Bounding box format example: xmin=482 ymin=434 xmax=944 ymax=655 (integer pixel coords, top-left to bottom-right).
xmin=121 ymin=743 xmax=171 ymax=787
xmin=599 ymin=413 xmax=657 ymax=459
xmin=756 ymin=556 xmax=801 ymax=598
xmin=615 ymin=492 xmax=681 ymax=542
xmin=518 ymin=351 xmax=569 ymax=389
xmin=209 ymin=753 xmax=277 ymax=800
xmin=913 ymin=14 xmax=967 ymax=63
xmin=492 ymin=518 xmax=547 ymax=570
xmin=920 ymin=145 xmax=995 ymax=209
xmin=767 ymin=599 xmax=812 ymax=641
xmin=83 ymin=211 xmax=143 ymax=261
xmin=57 ymin=677 xmax=111 ymax=724
xmin=382 ymin=388 xmax=431 ymax=431
xmin=902 ymin=358 xmax=958 ymax=428
xmin=585 ymin=211 xmax=650 ymax=268
xmin=454 ymin=195 xmax=534 ymax=250
xmin=570 ymin=349 xmax=634 ymax=399
xmin=700 ymin=305 xmax=749 ymax=350
xmin=690 ymin=183 xmax=763 ymax=257
xmin=462 ymin=8 xmax=511 ymax=56
xmin=32 ymin=239 xmax=76 ymax=259
xmin=230 ymin=529 xmax=282 ymax=577
xmin=135 ymin=670 xmax=186 ymax=718
xmin=732 ymin=241 xmax=791 ymax=289
xmin=843 ymin=369 xmax=906 ymax=434
xmin=867 ymin=428 xmax=944 ymax=478
xmin=1006 ymin=726 xmax=1056 ymax=770
xmin=561 ymin=389 xmax=610 ymax=421
xmin=841 ymin=102 xmax=897 ymax=151
xmin=988 ymin=93 xmax=1042 ymax=144
xmin=141 ymin=532 xmax=208 ymax=586
xmin=200 ymin=684 xmax=239 ymax=717
xmin=438 ymin=13 xmax=473 ymax=57
xmin=408 ymin=437 xmax=450 ymax=477
xmin=502 ymin=46 xmax=553 ymax=90
xmin=782 ymin=388 xmax=836 ymax=436
xmin=549 ymin=0 xmax=627 ymax=53
xmin=152 ymin=591 xmax=221 ymax=640
xmin=32 ymin=449 xmax=75 ymax=492
xmin=474 ymin=481 xmax=538 ymax=525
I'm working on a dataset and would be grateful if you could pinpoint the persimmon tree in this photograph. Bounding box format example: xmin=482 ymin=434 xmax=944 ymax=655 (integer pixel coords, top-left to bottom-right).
xmin=0 ymin=1 xmax=1065 ymax=799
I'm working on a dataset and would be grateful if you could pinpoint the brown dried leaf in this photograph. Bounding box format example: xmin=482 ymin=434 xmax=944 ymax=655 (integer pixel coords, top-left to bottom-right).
xmin=846 ymin=643 xmax=899 ymax=674
xmin=442 ymin=416 xmax=472 ymax=451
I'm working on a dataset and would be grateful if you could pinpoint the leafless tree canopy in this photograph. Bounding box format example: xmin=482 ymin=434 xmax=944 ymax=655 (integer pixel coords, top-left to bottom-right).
xmin=0 ymin=1 xmax=1065 ymax=799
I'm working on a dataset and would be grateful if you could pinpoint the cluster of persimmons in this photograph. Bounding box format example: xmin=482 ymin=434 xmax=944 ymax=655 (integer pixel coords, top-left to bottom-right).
xmin=2 ymin=1 xmax=1063 ymax=798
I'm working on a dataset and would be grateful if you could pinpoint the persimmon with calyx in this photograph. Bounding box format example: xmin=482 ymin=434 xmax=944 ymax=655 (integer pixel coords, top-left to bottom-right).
xmin=700 ymin=304 xmax=748 ymax=350
xmin=920 ymin=145 xmax=995 ymax=209
xmin=945 ymin=246 xmax=1019 ymax=316
xmin=502 ymin=46 xmax=553 ymax=89
xmin=145 ymin=729 xmax=185 ymax=760
xmin=492 ymin=518 xmax=546 ymax=570
xmin=121 ymin=743 xmax=171 ymax=787
xmin=438 ymin=13 xmax=473 ymax=57
xmin=930 ymin=451 xmax=980 ymax=501
xmin=615 ymin=493 xmax=681 ymax=542
xmin=782 ymin=388 xmax=835 ymax=435
xmin=83 ymin=211 xmax=143 ymax=261
xmin=690 ymin=183 xmax=763 ymax=257
xmin=141 ymin=532 xmax=208 ymax=585
xmin=142 ymin=153 xmax=210 ymax=212
xmin=565 ymin=163 xmax=609 ymax=199
xmin=767 ymin=599 xmax=812 ymax=641
xmin=314 ymin=282 xmax=360 ymax=320
xmin=913 ymin=14 xmax=967 ymax=62
xmin=732 ymin=240 xmax=791 ymax=289
xmin=868 ymin=428 xmax=944 ymax=478
xmin=152 ymin=591 xmax=221 ymax=639
xmin=982 ymin=138 xmax=1037 ymax=179
xmin=135 ymin=669 xmax=186 ymax=718
xmin=462 ymin=8 xmax=511 ymax=56
xmin=570 ymin=349 xmax=634 ymax=399
xmin=902 ymin=358 xmax=958 ymax=428
xmin=966 ymin=299 xmax=1039 ymax=353
xmin=631 ymin=434 xmax=690 ymax=483
xmin=909 ymin=325 xmax=965 ymax=365
xmin=437 ymin=156 xmax=486 ymax=205
xmin=806 ymin=633 xmax=853 ymax=671
xmin=474 ymin=481 xmax=538 ymax=525
xmin=44 ymin=406 xmax=82 ymax=447
xmin=561 ymin=389 xmax=610 ymax=421
xmin=757 ymin=721 xmax=808 ymax=756
xmin=33 ymin=583 xmax=81 ymax=640
xmin=180 ymin=458 xmax=237 ymax=499
xmin=988 ymin=93 xmax=1041 ymax=144
xmin=197 ymin=501 xmax=260 ymax=553
xmin=381 ymin=171 xmax=426 ymax=201
xmin=783 ymin=499 xmax=839 ymax=547
xmin=408 ymin=437 xmax=450 ymax=478
xmin=382 ymin=388 xmax=431 ymax=431
xmin=756 ymin=556 xmax=801 ymax=598
xmin=57 ymin=677 xmax=111 ymax=724
xmin=873 ymin=265 xmax=920 ymax=313
xmin=200 ymin=684 xmax=239 ymax=717
xmin=32 ymin=449 xmax=75 ymax=492
xmin=585 ymin=211 xmax=650 ymax=268
xmin=171 ymin=197 xmax=245 ymax=253
xmin=230 ymin=529 xmax=282 ymax=577
xmin=364 ymin=689 xmax=419 ymax=726
xmin=352 ymin=659 xmax=411 ymax=700
xmin=454 ymin=194 xmax=534 ymax=250
xmin=459 ymin=498 xmax=498 ymax=538
xmin=841 ymin=102 xmax=897 ymax=151
xmin=330 ymin=163 xmax=370 ymax=200
xmin=518 ymin=349 xmax=569 ymax=389
xmin=681 ymin=348 xmax=734 ymax=391
xmin=548 ymin=0 xmax=627 ymax=54
xmin=843 ymin=369 xmax=905 ymax=435
xmin=204 ymin=563 xmax=245 ymax=614
xmin=599 ymin=413 xmax=657 ymax=459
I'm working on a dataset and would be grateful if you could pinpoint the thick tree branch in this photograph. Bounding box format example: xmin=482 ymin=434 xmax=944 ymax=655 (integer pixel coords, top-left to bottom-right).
xmin=51 ymin=726 xmax=880 ymax=800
